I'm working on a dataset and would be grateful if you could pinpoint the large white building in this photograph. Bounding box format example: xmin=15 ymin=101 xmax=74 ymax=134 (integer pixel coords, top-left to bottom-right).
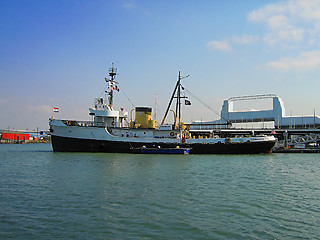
xmin=194 ymin=94 xmax=320 ymax=129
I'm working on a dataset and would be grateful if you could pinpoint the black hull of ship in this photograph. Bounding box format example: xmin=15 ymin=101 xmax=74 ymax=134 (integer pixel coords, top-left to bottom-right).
xmin=51 ymin=135 xmax=275 ymax=154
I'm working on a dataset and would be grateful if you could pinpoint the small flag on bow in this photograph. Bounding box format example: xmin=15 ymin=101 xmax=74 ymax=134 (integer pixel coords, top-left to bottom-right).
xmin=53 ymin=107 xmax=60 ymax=113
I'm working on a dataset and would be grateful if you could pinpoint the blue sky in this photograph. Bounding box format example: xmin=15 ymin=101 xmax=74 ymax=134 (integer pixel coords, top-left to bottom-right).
xmin=1 ymin=0 xmax=320 ymax=130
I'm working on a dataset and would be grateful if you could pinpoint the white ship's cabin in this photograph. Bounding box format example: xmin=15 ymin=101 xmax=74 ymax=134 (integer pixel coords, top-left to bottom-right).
xmin=88 ymin=103 xmax=184 ymax=138
xmin=89 ymin=98 xmax=129 ymax=128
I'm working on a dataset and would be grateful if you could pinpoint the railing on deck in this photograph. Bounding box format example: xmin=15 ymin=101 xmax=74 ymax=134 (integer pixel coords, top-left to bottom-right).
xmin=61 ymin=120 xmax=105 ymax=128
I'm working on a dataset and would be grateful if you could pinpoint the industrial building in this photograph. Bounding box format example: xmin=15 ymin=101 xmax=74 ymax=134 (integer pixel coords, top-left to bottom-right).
xmin=193 ymin=94 xmax=320 ymax=129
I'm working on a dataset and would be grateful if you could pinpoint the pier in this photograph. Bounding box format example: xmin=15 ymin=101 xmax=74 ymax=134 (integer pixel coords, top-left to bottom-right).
xmin=189 ymin=127 xmax=320 ymax=147
xmin=190 ymin=94 xmax=320 ymax=152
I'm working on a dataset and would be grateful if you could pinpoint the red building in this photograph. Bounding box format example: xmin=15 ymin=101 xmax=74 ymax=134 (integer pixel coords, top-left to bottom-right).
xmin=1 ymin=132 xmax=30 ymax=141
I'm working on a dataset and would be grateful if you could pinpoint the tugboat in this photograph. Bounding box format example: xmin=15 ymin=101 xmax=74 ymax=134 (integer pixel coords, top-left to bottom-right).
xmin=49 ymin=64 xmax=276 ymax=154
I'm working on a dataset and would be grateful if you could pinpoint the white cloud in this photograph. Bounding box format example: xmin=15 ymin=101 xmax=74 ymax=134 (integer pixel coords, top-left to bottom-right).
xmin=267 ymin=14 xmax=289 ymax=29
xmin=247 ymin=0 xmax=320 ymax=23
xmin=248 ymin=2 xmax=287 ymax=23
xmin=266 ymin=50 xmax=320 ymax=70
xmin=232 ymin=34 xmax=260 ymax=45
xmin=206 ymin=35 xmax=259 ymax=53
xmin=263 ymin=27 xmax=304 ymax=45
xmin=248 ymin=0 xmax=320 ymax=46
xmin=206 ymin=40 xmax=232 ymax=52
xmin=290 ymin=0 xmax=320 ymax=21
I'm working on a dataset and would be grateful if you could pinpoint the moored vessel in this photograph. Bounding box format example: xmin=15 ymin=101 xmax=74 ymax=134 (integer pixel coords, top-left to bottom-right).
xmin=49 ymin=64 xmax=276 ymax=154
xmin=132 ymin=146 xmax=191 ymax=154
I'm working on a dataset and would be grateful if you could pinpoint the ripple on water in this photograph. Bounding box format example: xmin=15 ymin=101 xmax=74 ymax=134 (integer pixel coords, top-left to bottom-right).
xmin=1 ymin=145 xmax=320 ymax=239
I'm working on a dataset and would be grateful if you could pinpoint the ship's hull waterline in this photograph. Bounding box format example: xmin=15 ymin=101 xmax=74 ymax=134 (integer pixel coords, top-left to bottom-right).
xmin=51 ymin=135 xmax=276 ymax=154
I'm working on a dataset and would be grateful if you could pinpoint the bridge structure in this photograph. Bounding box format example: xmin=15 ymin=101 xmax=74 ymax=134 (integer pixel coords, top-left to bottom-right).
xmin=275 ymin=132 xmax=320 ymax=149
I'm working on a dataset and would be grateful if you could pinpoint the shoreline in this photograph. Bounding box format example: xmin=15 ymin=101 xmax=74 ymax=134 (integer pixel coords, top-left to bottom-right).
xmin=0 ymin=140 xmax=51 ymax=144
xmin=273 ymin=148 xmax=320 ymax=153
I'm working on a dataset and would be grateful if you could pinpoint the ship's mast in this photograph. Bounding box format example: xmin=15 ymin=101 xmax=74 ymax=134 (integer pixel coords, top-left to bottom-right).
xmin=175 ymin=71 xmax=182 ymax=126
xmin=161 ymin=71 xmax=189 ymax=128
xmin=105 ymin=63 xmax=118 ymax=106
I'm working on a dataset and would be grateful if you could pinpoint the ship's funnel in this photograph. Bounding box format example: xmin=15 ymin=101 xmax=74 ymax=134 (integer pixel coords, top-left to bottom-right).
xmin=132 ymin=107 xmax=156 ymax=129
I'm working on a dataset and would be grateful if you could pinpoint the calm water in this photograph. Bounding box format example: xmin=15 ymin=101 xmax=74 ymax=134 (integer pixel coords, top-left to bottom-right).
xmin=0 ymin=144 xmax=319 ymax=239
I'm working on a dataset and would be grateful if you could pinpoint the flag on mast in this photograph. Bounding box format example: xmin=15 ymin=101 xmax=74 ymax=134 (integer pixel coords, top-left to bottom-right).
xmin=53 ymin=107 xmax=60 ymax=113
xmin=185 ymin=100 xmax=191 ymax=105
